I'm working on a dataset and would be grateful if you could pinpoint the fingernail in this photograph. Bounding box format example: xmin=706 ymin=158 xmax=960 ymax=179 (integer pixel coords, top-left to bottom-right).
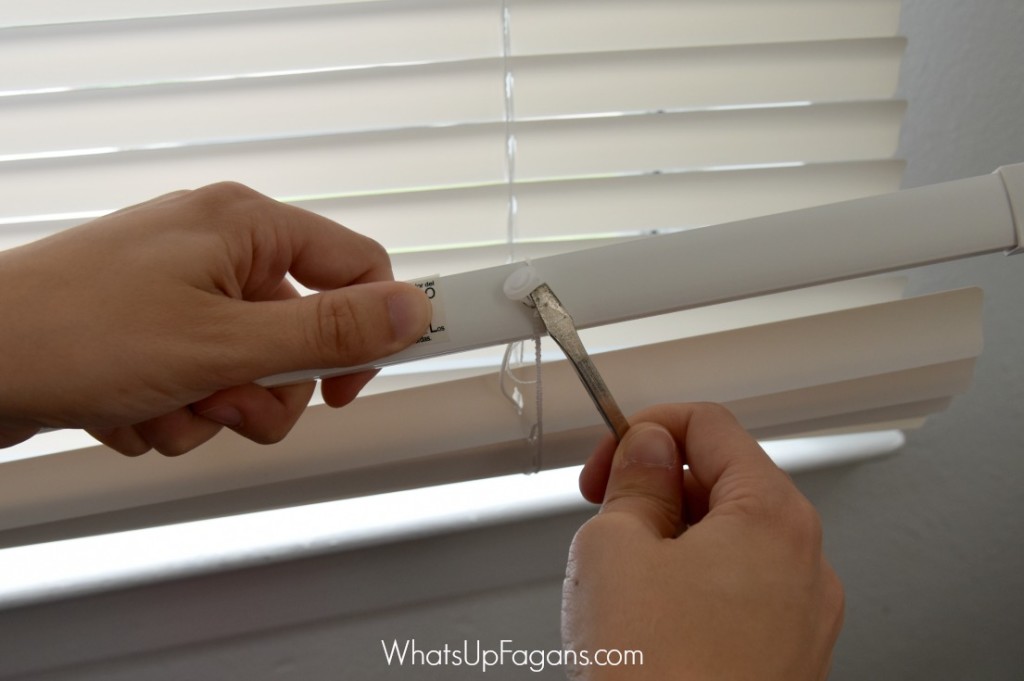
xmin=388 ymin=287 xmax=430 ymax=341
xmin=623 ymin=426 xmax=678 ymax=469
xmin=198 ymin=405 xmax=243 ymax=428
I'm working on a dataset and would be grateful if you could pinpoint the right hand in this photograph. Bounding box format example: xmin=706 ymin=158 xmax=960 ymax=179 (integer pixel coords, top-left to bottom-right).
xmin=562 ymin=403 xmax=844 ymax=680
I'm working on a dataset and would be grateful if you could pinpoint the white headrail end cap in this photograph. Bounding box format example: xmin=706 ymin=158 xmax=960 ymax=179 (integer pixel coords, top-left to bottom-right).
xmin=996 ymin=162 xmax=1024 ymax=255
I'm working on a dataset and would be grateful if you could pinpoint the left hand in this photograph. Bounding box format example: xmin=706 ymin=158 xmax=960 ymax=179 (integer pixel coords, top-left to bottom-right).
xmin=0 ymin=183 xmax=432 ymax=455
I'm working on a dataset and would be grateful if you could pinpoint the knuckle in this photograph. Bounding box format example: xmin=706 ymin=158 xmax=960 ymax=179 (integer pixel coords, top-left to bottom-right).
xmin=826 ymin=567 xmax=845 ymax=608
xmin=156 ymin=440 xmax=192 ymax=457
xmin=814 ymin=562 xmax=846 ymax=642
xmin=691 ymin=401 xmax=740 ymax=425
xmin=247 ymin=431 xmax=284 ymax=446
xmin=308 ymin=294 xmax=369 ymax=365
xmin=364 ymin=236 xmax=390 ymax=266
xmin=344 ymin=232 xmax=393 ymax=279
xmin=605 ymin=485 xmax=681 ymax=531
xmin=123 ymin=441 xmax=153 ymax=457
xmin=244 ymin=420 xmax=295 ymax=446
xmin=193 ymin=181 xmax=259 ymax=204
xmin=568 ymin=514 xmax=649 ymax=576
xmin=137 ymin=414 xmax=216 ymax=457
xmin=186 ymin=182 xmax=262 ymax=223
xmin=569 ymin=516 xmax=613 ymax=558
xmin=827 ymin=569 xmax=846 ymax=629
xmin=118 ymin=444 xmax=151 ymax=457
xmin=780 ymin=494 xmax=824 ymax=548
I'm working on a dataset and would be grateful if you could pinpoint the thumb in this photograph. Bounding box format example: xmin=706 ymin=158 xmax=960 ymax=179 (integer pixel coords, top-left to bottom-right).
xmin=238 ymin=280 xmax=432 ymax=377
xmin=600 ymin=423 xmax=685 ymax=539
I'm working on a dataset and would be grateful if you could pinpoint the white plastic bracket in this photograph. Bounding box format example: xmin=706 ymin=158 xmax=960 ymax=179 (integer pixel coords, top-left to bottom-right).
xmin=996 ymin=162 xmax=1024 ymax=255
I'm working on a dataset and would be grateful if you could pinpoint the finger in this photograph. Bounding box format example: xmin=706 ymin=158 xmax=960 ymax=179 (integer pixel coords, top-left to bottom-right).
xmin=599 ymin=423 xmax=684 ymax=539
xmin=139 ymin=189 xmax=193 ymax=207
xmin=192 ymin=381 xmax=316 ymax=445
xmin=252 ymin=270 xmax=303 ymax=304
xmin=134 ymin=407 xmax=224 ymax=457
xmin=103 ymin=189 xmax=192 ymax=218
xmin=683 ymin=468 xmax=711 ymax=526
xmin=274 ymin=205 xmax=395 ymax=289
xmin=578 ymin=431 xmax=616 ymax=504
xmin=88 ymin=425 xmax=151 ymax=457
xmin=0 ymin=425 xmax=41 ymax=449
xmin=321 ymin=369 xmax=381 ymax=408
xmin=228 ymin=280 xmax=432 ymax=379
xmin=217 ymin=185 xmax=396 ymax=290
xmin=628 ymin=403 xmax=793 ymax=515
xmin=581 ymin=428 xmax=712 ymax=525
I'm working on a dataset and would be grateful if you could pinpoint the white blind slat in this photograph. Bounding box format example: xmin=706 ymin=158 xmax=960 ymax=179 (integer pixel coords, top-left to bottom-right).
xmin=0 ymin=125 xmax=509 ymax=221
xmin=511 ymin=0 xmax=901 ymax=54
xmin=749 ymin=400 xmax=951 ymax=441
xmin=516 ymin=102 xmax=905 ymax=179
xmin=734 ymin=363 xmax=976 ymax=436
xmin=514 ymin=39 xmax=905 ymax=116
xmin=1 ymin=37 xmax=907 ymax=161
xmin=286 ymin=159 xmax=906 ymax=251
xmin=0 ymin=159 xmax=905 ymax=253
xmin=1 ymin=2 xmax=909 ymax=253
xmin=513 ymin=160 xmax=906 ymax=241
xmin=1 ymin=60 xmax=506 ymax=160
xmin=0 ymin=0 xmax=498 ymax=94
xmin=0 ymin=288 xmax=980 ymax=535
xmin=0 ymin=0 xmax=383 ymax=28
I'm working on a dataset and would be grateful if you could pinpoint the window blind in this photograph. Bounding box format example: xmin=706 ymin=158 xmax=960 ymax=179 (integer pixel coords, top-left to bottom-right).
xmin=0 ymin=0 xmax=987 ymax=544
xmin=1 ymin=0 xmax=907 ymax=257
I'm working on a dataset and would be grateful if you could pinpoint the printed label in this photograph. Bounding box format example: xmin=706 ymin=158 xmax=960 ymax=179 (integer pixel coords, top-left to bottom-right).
xmin=409 ymin=275 xmax=450 ymax=345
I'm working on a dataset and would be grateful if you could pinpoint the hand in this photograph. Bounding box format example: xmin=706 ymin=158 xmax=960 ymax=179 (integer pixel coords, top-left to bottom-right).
xmin=0 ymin=183 xmax=431 ymax=455
xmin=562 ymin=403 xmax=844 ymax=680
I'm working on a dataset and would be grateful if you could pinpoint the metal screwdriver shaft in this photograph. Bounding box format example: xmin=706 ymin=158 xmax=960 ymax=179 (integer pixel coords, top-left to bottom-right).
xmin=527 ymin=283 xmax=631 ymax=441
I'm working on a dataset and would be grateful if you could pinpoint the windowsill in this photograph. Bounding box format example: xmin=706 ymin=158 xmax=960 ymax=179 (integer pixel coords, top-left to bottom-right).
xmin=0 ymin=430 xmax=902 ymax=612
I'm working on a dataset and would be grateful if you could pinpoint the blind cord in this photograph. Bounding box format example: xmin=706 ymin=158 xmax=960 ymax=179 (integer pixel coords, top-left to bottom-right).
xmin=498 ymin=0 xmax=543 ymax=472
xmin=500 ymin=0 xmax=519 ymax=260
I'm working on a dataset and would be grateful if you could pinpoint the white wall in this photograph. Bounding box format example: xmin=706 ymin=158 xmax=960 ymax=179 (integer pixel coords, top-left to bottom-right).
xmin=803 ymin=1 xmax=1024 ymax=678
xmin=0 ymin=2 xmax=1021 ymax=679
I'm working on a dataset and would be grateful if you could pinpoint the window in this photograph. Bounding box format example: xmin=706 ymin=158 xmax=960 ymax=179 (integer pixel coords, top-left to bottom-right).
xmin=0 ymin=0 xmax=993 ymax=550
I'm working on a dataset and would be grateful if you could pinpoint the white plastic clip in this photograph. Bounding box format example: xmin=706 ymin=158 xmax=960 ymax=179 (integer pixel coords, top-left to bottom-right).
xmin=502 ymin=264 xmax=544 ymax=302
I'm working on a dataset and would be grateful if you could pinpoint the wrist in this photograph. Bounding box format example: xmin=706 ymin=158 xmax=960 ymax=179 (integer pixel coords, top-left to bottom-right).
xmin=0 ymin=245 xmax=50 ymax=429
